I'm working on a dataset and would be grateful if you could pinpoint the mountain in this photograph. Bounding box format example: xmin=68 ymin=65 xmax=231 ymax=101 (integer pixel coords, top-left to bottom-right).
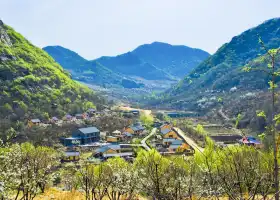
xmin=0 ymin=20 xmax=105 ymax=122
xmin=43 ymin=46 xmax=124 ymax=86
xmin=132 ymin=42 xmax=210 ymax=77
xmin=171 ymin=18 xmax=280 ymax=96
xmin=95 ymin=52 xmax=173 ymax=80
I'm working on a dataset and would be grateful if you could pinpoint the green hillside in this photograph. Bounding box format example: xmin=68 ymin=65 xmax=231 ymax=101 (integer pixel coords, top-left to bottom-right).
xmin=171 ymin=18 xmax=280 ymax=95
xmin=0 ymin=20 xmax=105 ymax=121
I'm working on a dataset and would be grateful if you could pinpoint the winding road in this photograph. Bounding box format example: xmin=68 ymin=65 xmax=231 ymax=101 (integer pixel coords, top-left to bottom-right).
xmin=141 ymin=128 xmax=157 ymax=151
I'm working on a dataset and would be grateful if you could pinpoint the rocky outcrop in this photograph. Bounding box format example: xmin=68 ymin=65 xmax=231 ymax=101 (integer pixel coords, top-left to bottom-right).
xmin=0 ymin=20 xmax=13 ymax=46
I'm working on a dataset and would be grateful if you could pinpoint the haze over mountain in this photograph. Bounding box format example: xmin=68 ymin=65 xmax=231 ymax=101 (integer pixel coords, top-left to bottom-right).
xmin=44 ymin=42 xmax=209 ymax=89
xmin=132 ymin=42 xmax=210 ymax=77
xmin=0 ymin=20 xmax=104 ymax=121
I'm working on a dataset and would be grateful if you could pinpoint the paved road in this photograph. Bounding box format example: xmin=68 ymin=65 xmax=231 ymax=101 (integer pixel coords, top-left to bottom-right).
xmin=173 ymin=127 xmax=204 ymax=153
xmin=141 ymin=128 xmax=157 ymax=151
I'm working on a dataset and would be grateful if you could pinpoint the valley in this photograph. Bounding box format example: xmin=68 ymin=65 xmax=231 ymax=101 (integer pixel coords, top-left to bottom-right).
xmin=1 ymin=4 xmax=280 ymax=199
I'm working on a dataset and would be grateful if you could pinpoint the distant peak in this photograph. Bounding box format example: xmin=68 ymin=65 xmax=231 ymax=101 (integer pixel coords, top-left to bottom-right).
xmin=0 ymin=20 xmax=4 ymax=26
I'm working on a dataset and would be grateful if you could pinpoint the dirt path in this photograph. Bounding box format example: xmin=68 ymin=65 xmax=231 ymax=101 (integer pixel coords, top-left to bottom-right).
xmin=173 ymin=127 xmax=204 ymax=153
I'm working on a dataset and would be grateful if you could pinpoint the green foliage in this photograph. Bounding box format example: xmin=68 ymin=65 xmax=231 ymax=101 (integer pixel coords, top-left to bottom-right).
xmin=0 ymin=22 xmax=106 ymax=124
xmin=140 ymin=113 xmax=154 ymax=128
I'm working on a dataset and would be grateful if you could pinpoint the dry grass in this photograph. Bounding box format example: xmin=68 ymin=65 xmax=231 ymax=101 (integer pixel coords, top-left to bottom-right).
xmin=35 ymin=188 xmax=148 ymax=200
xmin=35 ymin=188 xmax=84 ymax=200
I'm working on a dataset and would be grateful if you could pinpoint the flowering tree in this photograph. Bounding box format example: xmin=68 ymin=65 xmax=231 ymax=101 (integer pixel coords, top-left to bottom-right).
xmin=0 ymin=143 xmax=58 ymax=200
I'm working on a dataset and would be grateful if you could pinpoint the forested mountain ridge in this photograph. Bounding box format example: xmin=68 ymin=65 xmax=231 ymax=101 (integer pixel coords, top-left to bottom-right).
xmin=44 ymin=42 xmax=209 ymax=90
xmin=170 ymin=18 xmax=280 ymax=95
xmin=132 ymin=41 xmax=210 ymax=77
xmin=0 ymin=20 xmax=105 ymax=123
xmin=95 ymin=51 xmax=174 ymax=80
xmin=43 ymin=45 xmax=124 ymax=86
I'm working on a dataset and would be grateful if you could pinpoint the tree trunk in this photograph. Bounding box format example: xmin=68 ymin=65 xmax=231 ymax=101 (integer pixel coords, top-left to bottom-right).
xmin=272 ymin=55 xmax=279 ymax=200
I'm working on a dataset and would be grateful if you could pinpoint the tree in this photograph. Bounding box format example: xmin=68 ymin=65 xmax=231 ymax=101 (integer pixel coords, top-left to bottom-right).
xmin=243 ymin=39 xmax=280 ymax=199
xmin=0 ymin=143 xmax=58 ymax=200
xmin=140 ymin=113 xmax=154 ymax=129
xmin=134 ymin=149 xmax=171 ymax=200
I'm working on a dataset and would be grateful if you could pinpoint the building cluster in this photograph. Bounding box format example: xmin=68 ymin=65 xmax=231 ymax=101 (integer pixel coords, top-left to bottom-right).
xmin=28 ymin=108 xmax=98 ymax=127
xmin=151 ymin=123 xmax=195 ymax=154
xmin=61 ymin=121 xmax=147 ymax=162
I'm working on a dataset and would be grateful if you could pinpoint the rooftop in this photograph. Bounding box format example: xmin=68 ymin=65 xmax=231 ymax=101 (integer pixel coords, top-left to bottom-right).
xmin=161 ymin=128 xmax=171 ymax=135
xmin=31 ymin=119 xmax=41 ymax=123
xmin=65 ymin=151 xmax=80 ymax=157
xmin=79 ymin=127 xmax=100 ymax=134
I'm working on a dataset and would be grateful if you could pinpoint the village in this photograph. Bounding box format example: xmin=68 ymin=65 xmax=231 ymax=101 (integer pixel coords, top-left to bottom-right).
xmin=26 ymin=106 xmax=263 ymax=164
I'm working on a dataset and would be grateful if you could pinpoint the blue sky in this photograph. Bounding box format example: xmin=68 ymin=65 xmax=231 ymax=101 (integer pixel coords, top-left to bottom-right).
xmin=0 ymin=0 xmax=279 ymax=59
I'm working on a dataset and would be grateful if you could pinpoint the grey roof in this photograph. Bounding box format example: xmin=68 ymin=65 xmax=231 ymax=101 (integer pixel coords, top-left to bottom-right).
xmin=65 ymin=151 xmax=80 ymax=156
xmin=169 ymin=144 xmax=181 ymax=149
xmin=95 ymin=144 xmax=121 ymax=153
xmin=31 ymin=119 xmax=41 ymax=123
xmin=79 ymin=127 xmax=100 ymax=134
xmin=161 ymin=128 xmax=171 ymax=135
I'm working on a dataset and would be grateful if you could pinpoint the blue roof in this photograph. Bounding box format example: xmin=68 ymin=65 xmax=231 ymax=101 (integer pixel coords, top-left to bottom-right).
xmin=130 ymin=125 xmax=145 ymax=131
xmin=95 ymin=144 xmax=121 ymax=153
xmin=172 ymin=140 xmax=183 ymax=145
xmin=123 ymin=132 xmax=132 ymax=137
xmin=163 ymin=138 xmax=176 ymax=142
xmin=161 ymin=128 xmax=171 ymax=135
xmin=79 ymin=127 xmax=100 ymax=134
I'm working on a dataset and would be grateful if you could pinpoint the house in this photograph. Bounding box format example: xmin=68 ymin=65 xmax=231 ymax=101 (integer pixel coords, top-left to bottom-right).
xmin=75 ymin=113 xmax=87 ymax=120
xmin=168 ymin=140 xmax=184 ymax=152
xmin=124 ymin=123 xmax=145 ymax=135
xmin=94 ymin=144 xmax=134 ymax=159
xmin=106 ymin=136 xmax=121 ymax=143
xmin=162 ymin=138 xmax=176 ymax=146
xmin=161 ymin=128 xmax=180 ymax=139
xmin=87 ymin=108 xmax=96 ymax=117
xmin=123 ymin=132 xmax=133 ymax=140
xmin=112 ymin=130 xmax=121 ymax=136
xmin=62 ymin=127 xmax=100 ymax=146
xmin=239 ymin=136 xmax=263 ymax=148
xmin=160 ymin=123 xmax=172 ymax=131
xmin=28 ymin=119 xmax=41 ymax=127
xmin=94 ymin=144 xmax=121 ymax=157
xmin=153 ymin=121 xmax=163 ymax=128
xmin=51 ymin=117 xmax=59 ymax=123
xmin=64 ymin=114 xmax=73 ymax=121
xmin=62 ymin=151 xmax=80 ymax=162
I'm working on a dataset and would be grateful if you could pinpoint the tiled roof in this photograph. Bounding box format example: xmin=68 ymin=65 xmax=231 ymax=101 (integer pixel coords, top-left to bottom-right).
xmin=161 ymin=128 xmax=171 ymax=135
xmin=171 ymin=140 xmax=183 ymax=145
xmin=169 ymin=144 xmax=181 ymax=149
xmin=65 ymin=151 xmax=80 ymax=156
xmin=31 ymin=119 xmax=41 ymax=123
xmin=130 ymin=125 xmax=145 ymax=131
xmin=163 ymin=138 xmax=176 ymax=142
xmin=79 ymin=127 xmax=100 ymax=134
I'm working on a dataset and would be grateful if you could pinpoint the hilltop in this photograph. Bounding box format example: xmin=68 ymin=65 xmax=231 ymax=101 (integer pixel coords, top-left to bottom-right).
xmin=132 ymin=41 xmax=210 ymax=77
xmin=0 ymin=20 xmax=105 ymax=124
xmin=161 ymin=18 xmax=280 ymax=113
